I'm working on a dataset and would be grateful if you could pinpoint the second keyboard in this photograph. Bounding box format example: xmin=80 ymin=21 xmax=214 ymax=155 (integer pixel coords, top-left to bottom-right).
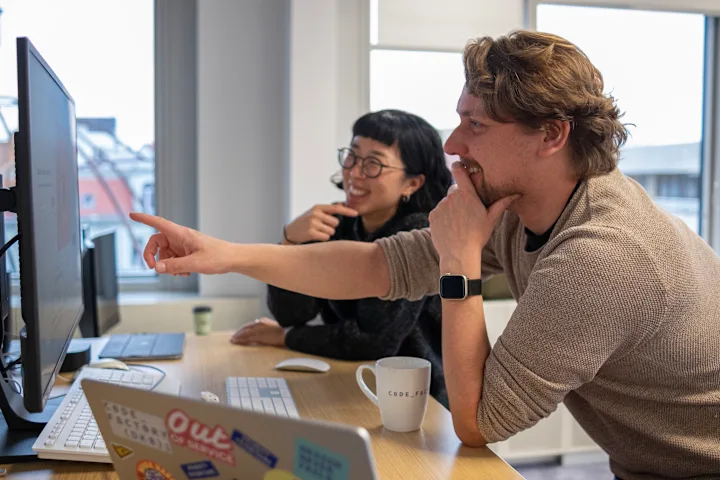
xmin=225 ymin=376 xmax=300 ymax=418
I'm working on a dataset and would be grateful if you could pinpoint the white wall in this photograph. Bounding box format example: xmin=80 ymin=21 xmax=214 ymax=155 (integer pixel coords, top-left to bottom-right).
xmin=197 ymin=0 xmax=291 ymax=301
xmin=288 ymin=0 xmax=367 ymax=220
xmin=288 ymin=1 xmax=340 ymax=220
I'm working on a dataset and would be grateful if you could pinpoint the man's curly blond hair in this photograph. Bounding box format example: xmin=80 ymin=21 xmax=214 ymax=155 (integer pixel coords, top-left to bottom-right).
xmin=463 ymin=30 xmax=629 ymax=179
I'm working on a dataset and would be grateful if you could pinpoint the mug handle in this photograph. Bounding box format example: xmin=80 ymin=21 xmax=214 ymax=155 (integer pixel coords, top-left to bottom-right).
xmin=355 ymin=364 xmax=379 ymax=406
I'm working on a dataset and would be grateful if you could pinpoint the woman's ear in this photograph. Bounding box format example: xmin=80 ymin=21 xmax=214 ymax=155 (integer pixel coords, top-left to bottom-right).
xmin=403 ymin=174 xmax=425 ymax=197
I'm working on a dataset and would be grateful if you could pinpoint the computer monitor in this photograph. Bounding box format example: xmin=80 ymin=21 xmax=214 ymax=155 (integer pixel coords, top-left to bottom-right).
xmin=78 ymin=231 xmax=120 ymax=338
xmin=0 ymin=36 xmax=83 ymax=463
xmin=14 ymin=36 xmax=84 ymax=415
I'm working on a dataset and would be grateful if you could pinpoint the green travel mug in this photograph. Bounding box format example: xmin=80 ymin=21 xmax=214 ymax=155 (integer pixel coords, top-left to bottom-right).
xmin=193 ymin=306 xmax=213 ymax=335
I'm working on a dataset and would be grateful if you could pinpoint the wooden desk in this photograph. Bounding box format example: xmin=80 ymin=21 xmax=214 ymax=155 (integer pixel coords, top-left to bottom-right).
xmin=3 ymin=332 xmax=523 ymax=479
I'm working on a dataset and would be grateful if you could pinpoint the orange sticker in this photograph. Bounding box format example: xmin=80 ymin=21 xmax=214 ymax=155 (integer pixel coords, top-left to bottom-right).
xmin=136 ymin=459 xmax=174 ymax=480
xmin=112 ymin=442 xmax=134 ymax=459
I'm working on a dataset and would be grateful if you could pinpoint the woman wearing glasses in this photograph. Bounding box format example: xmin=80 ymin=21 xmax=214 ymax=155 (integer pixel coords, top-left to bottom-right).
xmin=230 ymin=109 xmax=452 ymax=407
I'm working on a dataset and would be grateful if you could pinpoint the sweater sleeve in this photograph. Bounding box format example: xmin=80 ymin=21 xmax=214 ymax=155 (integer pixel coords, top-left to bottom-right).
xmin=375 ymin=224 xmax=507 ymax=301
xmin=375 ymin=228 xmax=440 ymax=301
xmin=266 ymin=284 xmax=323 ymax=328
xmin=475 ymin=227 xmax=666 ymax=442
xmin=284 ymin=296 xmax=428 ymax=359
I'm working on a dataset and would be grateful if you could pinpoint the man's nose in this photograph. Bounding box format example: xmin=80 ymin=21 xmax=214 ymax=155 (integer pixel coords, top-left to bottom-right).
xmin=444 ymin=128 xmax=467 ymax=157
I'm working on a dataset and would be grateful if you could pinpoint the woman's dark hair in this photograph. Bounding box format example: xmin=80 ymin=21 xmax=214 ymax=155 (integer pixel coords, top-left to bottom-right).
xmin=333 ymin=109 xmax=452 ymax=214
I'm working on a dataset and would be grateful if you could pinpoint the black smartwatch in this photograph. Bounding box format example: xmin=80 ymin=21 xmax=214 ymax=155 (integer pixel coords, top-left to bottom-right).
xmin=439 ymin=274 xmax=482 ymax=300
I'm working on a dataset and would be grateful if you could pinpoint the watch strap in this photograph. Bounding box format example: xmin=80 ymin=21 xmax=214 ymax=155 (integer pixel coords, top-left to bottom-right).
xmin=467 ymin=278 xmax=482 ymax=297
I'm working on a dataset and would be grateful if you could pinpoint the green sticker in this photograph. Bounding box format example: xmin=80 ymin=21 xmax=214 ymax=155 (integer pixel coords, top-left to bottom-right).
xmin=293 ymin=438 xmax=349 ymax=480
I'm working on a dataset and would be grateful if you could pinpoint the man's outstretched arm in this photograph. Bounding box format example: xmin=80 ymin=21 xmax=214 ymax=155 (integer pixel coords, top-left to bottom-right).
xmin=130 ymin=212 xmax=390 ymax=300
xmin=234 ymin=241 xmax=390 ymax=300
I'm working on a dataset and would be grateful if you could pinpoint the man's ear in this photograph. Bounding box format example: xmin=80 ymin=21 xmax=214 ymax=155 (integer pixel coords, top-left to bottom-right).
xmin=538 ymin=120 xmax=571 ymax=158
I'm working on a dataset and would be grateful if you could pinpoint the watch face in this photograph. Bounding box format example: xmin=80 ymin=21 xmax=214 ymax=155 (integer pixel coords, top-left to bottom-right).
xmin=440 ymin=275 xmax=466 ymax=299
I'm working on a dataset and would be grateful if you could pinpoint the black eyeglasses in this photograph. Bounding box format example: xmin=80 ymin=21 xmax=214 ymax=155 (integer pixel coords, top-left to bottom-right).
xmin=337 ymin=148 xmax=405 ymax=179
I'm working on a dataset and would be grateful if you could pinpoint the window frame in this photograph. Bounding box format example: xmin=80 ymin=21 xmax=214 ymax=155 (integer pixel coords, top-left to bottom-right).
xmin=526 ymin=0 xmax=720 ymax=251
xmin=701 ymin=17 xmax=720 ymax=252
xmin=151 ymin=0 xmax=198 ymax=293
xmin=8 ymin=0 xmax=198 ymax=295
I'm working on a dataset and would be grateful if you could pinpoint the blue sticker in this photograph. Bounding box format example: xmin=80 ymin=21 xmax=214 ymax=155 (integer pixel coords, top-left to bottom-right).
xmin=231 ymin=429 xmax=278 ymax=468
xmin=294 ymin=438 xmax=349 ymax=480
xmin=181 ymin=460 xmax=219 ymax=479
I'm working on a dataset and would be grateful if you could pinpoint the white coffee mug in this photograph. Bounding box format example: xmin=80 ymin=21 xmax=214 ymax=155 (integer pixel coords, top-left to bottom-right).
xmin=355 ymin=356 xmax=431 ymax=432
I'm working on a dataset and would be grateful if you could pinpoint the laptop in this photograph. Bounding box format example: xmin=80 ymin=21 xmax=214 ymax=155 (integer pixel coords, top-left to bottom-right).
xmin=82 ymin=379 xmax=380 ymax=480
xmin=98 ymin=332 xmax=186 ymax=361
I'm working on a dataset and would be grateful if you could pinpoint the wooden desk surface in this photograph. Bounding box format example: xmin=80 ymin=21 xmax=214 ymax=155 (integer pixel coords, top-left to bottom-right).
xmin=3 ymin=332 xmax=523 ymax=479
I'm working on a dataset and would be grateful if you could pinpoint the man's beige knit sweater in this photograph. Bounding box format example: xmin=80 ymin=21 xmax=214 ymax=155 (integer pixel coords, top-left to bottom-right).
xmin=375 ymin=168 xmax=720 ymax=479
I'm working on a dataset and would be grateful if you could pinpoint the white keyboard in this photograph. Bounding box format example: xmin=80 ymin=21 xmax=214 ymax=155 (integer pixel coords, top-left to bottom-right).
xmin=33 ymin=366 xmax=180 ymax=463
xmin=225 ymin=377 xmax=299 ymax=418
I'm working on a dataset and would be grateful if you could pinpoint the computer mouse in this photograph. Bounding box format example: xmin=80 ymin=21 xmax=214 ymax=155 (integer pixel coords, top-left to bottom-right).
xmin=87 ymin=358 xmax=130 ymax=371
xmin=200 ymin=391 xmax=220 ymax=403
xmin=274 ymin=358 xmax=330 ymax=373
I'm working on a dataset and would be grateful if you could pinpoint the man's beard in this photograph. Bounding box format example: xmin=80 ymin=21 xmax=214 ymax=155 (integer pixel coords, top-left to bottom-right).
xmin=461 ymin=158 xmax=512 ymax=207
xmin=477 ymin=178 xmax=511 ymax=207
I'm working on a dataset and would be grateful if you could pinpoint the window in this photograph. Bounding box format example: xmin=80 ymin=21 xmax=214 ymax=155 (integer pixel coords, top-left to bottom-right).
xmin=0 ymin=0 xmax=155 ymax=278
xmin=370 ymin=50 xmax=465 ymax=170
xmin=534 ymin=4 xmax=706 ymax=233
xmin=369 ymin=0 xmax=468 ymax=170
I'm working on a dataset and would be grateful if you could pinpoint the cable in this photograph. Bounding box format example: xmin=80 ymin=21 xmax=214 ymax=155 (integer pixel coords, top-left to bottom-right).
xmin=0 ymin=234 xmax=19 ymax=260
xmin=0 ymin=231 xmax=19 ymax=372
xmin=0 ymin=353 xmax=20 ymax=367
xmin=0 ymin=356 xmax=21 ymax=374
xmin=1 ymin=374 xmax=21 ymax=395
xmin=0 ymin=235 xmax=20 ymax=366
xmin=129 ymin=364 xmax=166 ymax=391
xmin=56 ymin=373 xmax=74 ymax=384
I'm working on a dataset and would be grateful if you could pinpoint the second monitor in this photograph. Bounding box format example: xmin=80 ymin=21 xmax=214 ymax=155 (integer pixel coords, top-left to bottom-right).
xmin=78 ymin=230 xmax=120 ymax=338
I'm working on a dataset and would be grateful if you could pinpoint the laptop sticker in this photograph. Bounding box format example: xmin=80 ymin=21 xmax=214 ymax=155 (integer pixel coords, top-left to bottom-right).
xmin=264 ymin=469 xmax=301 ymax=480
xmin=166 ymin=408 xmax=236 ymax=466
xmin=106 ymin=401 xmax=173 ymax=454
xmin=112 ymin=442 xmax=134 ymax=459
xmin=136 ymin=459 xmax=175 ymax=480
xmin=294 ymin=437 xmax=349 ymax=480
xmin=231 ymin=429 xmax=278 ymax=469
xmin=180 ymin=460 xmax=219 ymax=479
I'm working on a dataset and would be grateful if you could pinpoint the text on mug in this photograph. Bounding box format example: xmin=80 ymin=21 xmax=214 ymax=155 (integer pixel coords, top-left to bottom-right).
xmin=388 ymin=389 xmax=428 ymax=398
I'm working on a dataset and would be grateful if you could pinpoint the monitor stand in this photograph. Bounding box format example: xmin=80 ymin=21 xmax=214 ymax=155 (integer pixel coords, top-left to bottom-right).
xmin=0 ymin=368 xmax=60 ymax=462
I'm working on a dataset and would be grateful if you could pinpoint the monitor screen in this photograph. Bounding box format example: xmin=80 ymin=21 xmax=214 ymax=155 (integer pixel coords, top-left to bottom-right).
xmin=78 ymin=231 xmax=120 ymax=338
xmin=16 ymin=37 xmax=84 ymax=412
xmin=92 ymin=232 xmax=120 ymax=335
